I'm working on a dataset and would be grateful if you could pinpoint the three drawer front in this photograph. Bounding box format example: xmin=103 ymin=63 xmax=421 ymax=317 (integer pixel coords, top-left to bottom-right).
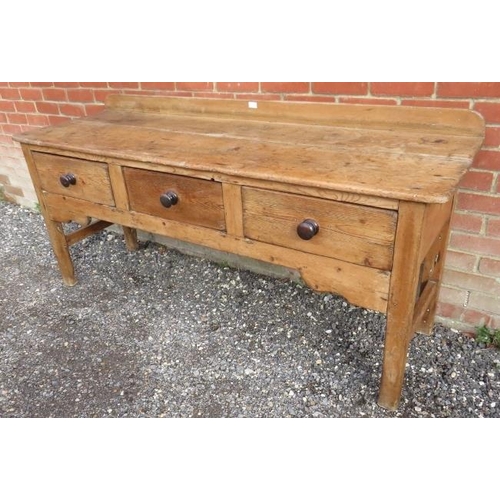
xmin=33 ymin=152 xmax=115 ymax=206
xmin=242 ymin=187 xmax=397 ymax=270
xmin=123 ymin=167 xmax=226 ymax=231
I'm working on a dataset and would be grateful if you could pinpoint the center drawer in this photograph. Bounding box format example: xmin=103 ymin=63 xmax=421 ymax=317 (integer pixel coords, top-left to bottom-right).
xmin=242 ymin=187 xmax=397 ymax=270
xmin=123 ymin=167 xmax=226 ymax=231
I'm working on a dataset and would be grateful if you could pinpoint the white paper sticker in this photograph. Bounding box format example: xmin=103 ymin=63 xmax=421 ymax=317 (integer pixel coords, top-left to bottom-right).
xmin=248 ymin=101 xmax=258 ymax=109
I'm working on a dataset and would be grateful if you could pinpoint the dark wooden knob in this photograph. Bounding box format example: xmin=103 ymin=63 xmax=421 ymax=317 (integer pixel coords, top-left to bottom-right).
xmin=160 ymin=191 xmax=179 ymax=208
xmin=297 ymin=219 xmax=319 ymax=240
xmin=60 ymin=173 xmax=77 ymax=187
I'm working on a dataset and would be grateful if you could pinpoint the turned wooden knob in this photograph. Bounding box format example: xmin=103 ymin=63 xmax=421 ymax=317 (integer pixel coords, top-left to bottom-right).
xmin=60 ymin=173 xmax=77 ymax=187
xmin=297 ymin=219 xmax=319 ymax=240
xmin=160 ymin=191 xmax=179 ymax=208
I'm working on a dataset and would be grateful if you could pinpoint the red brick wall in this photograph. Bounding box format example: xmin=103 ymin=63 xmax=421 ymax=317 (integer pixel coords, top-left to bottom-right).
xmin=1 ymin=82 xmax=499 ymax=331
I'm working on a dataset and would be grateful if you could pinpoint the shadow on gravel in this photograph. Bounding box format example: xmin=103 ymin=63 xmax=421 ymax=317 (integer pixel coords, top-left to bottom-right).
xmin=0 ymin=202 xmax=498 ymax=417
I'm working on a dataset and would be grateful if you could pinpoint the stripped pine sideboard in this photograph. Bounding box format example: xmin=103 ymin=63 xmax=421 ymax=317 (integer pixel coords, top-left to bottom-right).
xmin=13 ymin=96 xmax=485 ymax=409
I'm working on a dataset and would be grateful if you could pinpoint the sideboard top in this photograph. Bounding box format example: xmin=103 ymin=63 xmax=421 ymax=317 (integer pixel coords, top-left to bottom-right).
xmin=14 ymin=95 xmax=485 ymax=203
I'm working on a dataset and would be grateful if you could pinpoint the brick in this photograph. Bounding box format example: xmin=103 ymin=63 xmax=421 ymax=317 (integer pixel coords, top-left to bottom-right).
xmin=450 ymin=233 xmax=500 ymax=256
xmin=140 ymin=82 xmax=175 ymax=91
xmin=312 ymin=82 xmax=367 ymax=95
xmin=458 ymin=170 xmax=494 ymax=191
xmin=193 ymin=92 xmax=234 ymax=99
xmin=54 ymin=82 xmax=79 ymax=88
xmin=42 ymin=88 xmax=67 ymax=101
xmin=84 ymin=104 xmax=105 ymax=116
xmin=141 ymin=91 xmax=193 ymax=98
xmin=2 ymin=124 xmax=24 ymax=136
xmin=0 ymin=113 xmax=6 ymax=123
xmin=445 ymin=250 xmax=477 ymax=272
xmin=371 ymin=82 xmax=434 ymax=96
xmin=15 ymin=101 xmax=36 ymax=113
xmin=462 ymin=309 xmax=492 ymax=327
xmin=176 ymin=82 xmax=214 ymax=91
xmin=456 ymin=192 xmax=500 ymax=215
xmin=436 ymin=302 xmax=463 ymax=320
xmin=3 ymin=185 xmax=24 ymax=196
xmin=79 ymin=82 xmax=108 ymax=88
xmin=67 ymin=89 xmax=94 ymax=102
xmin=261 ymin=82 xmax=310 ymax=93
xmin=479 ymin=257 xmax=500 ymax=276
xmin=8 ymin=82 xmax=29 ymax=87
xmin=7 ymin=113 xmax=27 ymax=125
xmin=121 ymin=90 xmax=143 ymax=97
xmin=438 ymin=285 xmax=468 ymax=306
xmin=487 ymin=218 xmax=500 ymax=237
xmin=36 ymin=101 xmax=59 ymax=115
xmin=0 ymin=174 xmax=11 ymax=185
xmin=438 ymin=82 xmax=500 ymax=98
xmin=1 ymin=156 xmax=24 ymax=168
xmin=48 ymin=115 xmax=69 ymax=126
xmin=19 ymin=88 xmax=43 ymax=100
xmin=0 ymin=101 xmax=15 ymax=112
xmin=26 ymin=114 xmax=49 ymax=127
xmin=484 ymin=127 xmax=500 ymax=148
xmin=217 ymin=82 xmax=258 ymax=92
xmin=235 ymin=93 xmax=280 ymax=101
xmin=468 ymin=291 xmax=500 ymax=314
xmin=338 ymin=97 xmax=397 ymax=105
xmin=109 ymin=82 xmax=139 ymax=89
xmin=474 ymin=102 xmax=500 ymax=124
xmin=490 ymin=315 xmax=500 ymax=329
xmin=473 ymin=150 xmax=500 ymax=171
xmin=59 ymin=104 xmax=85 ymax=117
xmin=30 ymin=82 xmax=53 ymax=87
xmin=285 ymin=95 xmax=337 ymax=103
xmin=401 ymin=99 xmax=470 ymax=109
xmin=443 ymin=269 xmax=500 ymax=295
xmin=450 ymin=212 xmax=483 ymax=233
xmin=94 ymin=89 xmax=117 ymax=103
xmin=0 ymin=88 xmax=20 ymax=99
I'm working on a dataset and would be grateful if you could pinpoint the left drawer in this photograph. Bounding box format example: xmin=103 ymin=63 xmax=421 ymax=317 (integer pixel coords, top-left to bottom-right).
xmin=32 ymin=152 xmax=115 ymax=206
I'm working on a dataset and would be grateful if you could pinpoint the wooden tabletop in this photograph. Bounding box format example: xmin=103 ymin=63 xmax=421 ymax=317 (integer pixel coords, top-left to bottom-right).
xmin=14 ymin=95 xmax=485 ymax=203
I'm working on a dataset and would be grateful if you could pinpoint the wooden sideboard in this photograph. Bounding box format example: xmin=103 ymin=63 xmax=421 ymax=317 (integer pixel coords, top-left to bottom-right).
xmin=13 ymin=96 xmax=484 ymax=410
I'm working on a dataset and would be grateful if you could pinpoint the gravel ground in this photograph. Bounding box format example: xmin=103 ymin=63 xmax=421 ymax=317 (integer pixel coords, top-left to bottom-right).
xmin=0 ymin=201 xmax=498 ymax=418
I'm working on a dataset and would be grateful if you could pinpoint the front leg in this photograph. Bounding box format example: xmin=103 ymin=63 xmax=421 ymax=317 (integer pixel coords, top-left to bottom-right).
xmin=378 ymin=202 xmax=426 ymax=410
xmin=44 ymin=218 xmax=77 ymax=286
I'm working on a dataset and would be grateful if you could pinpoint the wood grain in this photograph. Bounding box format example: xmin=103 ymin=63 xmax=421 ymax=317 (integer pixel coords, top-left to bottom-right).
xmin=22 ymin=145 xmax=400 ymax=210
xmin=20 ymin=145 xmax=76 ymax=286
xmin=222 ymin=184 xmax=244 ymax=237
xmin=13 ymin=96 xmax=485 ymax=411
xmin=123 ymin=167 xmax=226 ymax=231
xmin=43 ymin=192 xmax=390 ymax=313
xmin=242 ymin=187 xmax=397 ymax=270
xmin=108 ymin=163 xmax=138 ymax=250
xmin=15 ymin=96 xmax=485 ymax=204
xmin=378 ymin=201 xmax=427 ymax=410
xmin=105 ymin=95 xmax=485 ymax=136
xmin=418 ymin=198 xmax=453 ymax=262
xmin=65 ymin=220 xmax=113 ymax=246
xmin=33 ymin=152 xmax=115 ymax=206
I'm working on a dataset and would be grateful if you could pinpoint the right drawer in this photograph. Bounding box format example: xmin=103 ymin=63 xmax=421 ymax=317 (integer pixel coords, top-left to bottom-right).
xmin=242 ymin=187 xmax=398 ymax=271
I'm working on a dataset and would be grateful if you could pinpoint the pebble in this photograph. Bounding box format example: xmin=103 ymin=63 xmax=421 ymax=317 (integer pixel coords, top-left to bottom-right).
xmin=0 ymin=201 xmax=499 ymax=418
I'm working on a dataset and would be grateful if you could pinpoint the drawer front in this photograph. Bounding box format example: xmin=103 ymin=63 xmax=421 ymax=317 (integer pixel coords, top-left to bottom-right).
xmin=242 ymin=187 xmax=397 ymax=270
xmin=123 ymin=167 xmax=226 ymax=231
xmin=33 ymin=152 xmax=115 ymax=206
